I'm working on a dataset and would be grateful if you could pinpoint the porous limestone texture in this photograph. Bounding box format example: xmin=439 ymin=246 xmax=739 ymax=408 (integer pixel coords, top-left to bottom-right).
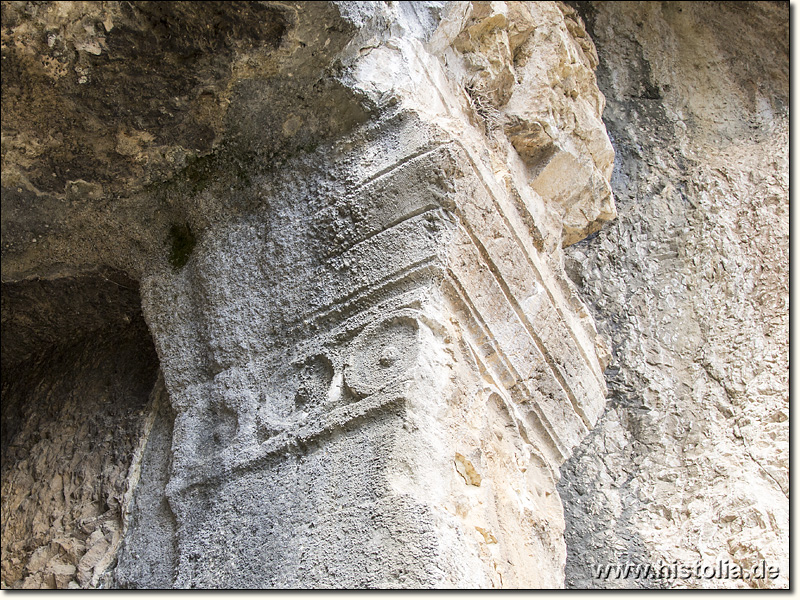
xmin=1 ymin=0 xmax=786 ymax=591
xmin=558 ymin=1 xmax=789 ymax=589
xmin=113 ymin=378 xmax=176 ymax=589
xmin=2 ymin=1 xmax=615 ymax=588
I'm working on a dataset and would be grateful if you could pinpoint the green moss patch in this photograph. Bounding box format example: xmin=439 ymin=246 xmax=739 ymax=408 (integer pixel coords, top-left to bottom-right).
xmin=169 ymin=224 xmax=196 ymax=269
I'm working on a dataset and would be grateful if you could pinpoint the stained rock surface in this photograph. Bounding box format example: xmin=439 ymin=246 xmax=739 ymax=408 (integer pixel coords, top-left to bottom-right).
xmin=559 ymin=1 xmax=789 ymax=589
xmin=0 ymin=0 xmax=788 ymax=590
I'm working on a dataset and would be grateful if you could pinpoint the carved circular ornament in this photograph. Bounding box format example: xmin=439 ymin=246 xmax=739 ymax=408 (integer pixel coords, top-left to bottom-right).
xmin=344 ymin=314 xmax=420 ymax=397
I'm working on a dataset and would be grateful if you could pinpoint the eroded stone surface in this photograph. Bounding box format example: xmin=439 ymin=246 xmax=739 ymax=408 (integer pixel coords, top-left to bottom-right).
xmin=2 ymin=1 xmax=615 ymax=588
xmin=0 ymin=0 xmax=787 ymax=591
xmin=559 ymin=1 xmax=789 ymax=589
xmin=1 ymin=1 xmax=370 ymax=281
xmin=113 ymin=377 xmax=176 ymax=589
xmin=1 ymin=273 xmax=161 ymax=589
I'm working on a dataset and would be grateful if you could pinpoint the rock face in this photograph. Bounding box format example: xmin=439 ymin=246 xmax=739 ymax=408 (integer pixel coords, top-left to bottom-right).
xmin=558 ymin=1 xmax=789 ymax=589
xmin=1 ymin=272 xmax=161 ymax=589
xmin=0 ymin=0 xmax=788 ymax=590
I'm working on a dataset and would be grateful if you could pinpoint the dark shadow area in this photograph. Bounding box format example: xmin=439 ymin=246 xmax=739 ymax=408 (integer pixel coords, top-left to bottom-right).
xmin=1 ymin=269 xmax=161 ymax=588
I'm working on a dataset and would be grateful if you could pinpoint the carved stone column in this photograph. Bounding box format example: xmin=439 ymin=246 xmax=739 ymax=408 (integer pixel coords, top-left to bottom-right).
xmin=138 ymin=83 xmax=611 ymax=589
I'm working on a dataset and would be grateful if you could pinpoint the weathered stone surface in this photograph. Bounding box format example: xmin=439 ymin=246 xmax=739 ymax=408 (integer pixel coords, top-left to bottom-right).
xmin=1 ymin=0 xmax=369 ymax=281
xmin=559 ymin=1 xmax=789 ymax=589
xmin=113 ymin=375 xmax=176 ymax=589
xmin=2 ymin=1 xmax=615 ymax=588
xmin=0 ymin=0 xmax=787 ymax=590
xmin=1 ymin=273 xmax=161 ymax=589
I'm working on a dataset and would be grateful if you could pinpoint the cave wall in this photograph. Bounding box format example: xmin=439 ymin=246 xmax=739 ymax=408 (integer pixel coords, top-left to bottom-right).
xmin=1 ymin=273 xmax=162 ymax=588
xmin=559 ymin=0 xmax=789 ymax=589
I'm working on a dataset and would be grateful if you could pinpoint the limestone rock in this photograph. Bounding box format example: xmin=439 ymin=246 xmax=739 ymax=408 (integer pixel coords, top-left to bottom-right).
xmin=1 ymin=0 xmax=614 ymax=588
xmin=1 ymin=273 xmax=161 ymax=589
xmin=558 ymin=1 xmax=789 ymax=590
xmin=0 ymin=0 xmax=787 ymax=591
